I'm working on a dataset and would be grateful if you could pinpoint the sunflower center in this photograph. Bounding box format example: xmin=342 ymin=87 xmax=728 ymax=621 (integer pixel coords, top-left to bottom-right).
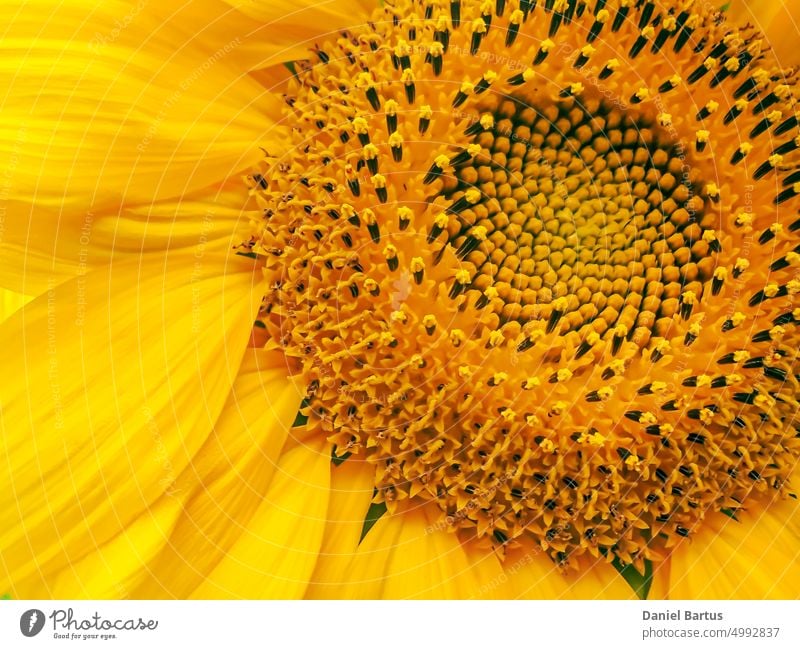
xmin=246 ymin=0 xmax=800 ymax=571
xmin=443 ymin=96 xmax=716 ymax=337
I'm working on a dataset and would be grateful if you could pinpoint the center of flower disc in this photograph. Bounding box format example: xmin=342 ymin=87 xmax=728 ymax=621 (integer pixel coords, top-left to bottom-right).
xmin=443 ymin=96 xmax=716 ymax=336
xmin=245 ymin=0 xmax=800 ymax=571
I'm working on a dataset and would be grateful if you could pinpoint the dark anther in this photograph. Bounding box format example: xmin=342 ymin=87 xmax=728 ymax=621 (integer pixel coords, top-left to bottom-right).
xmin=733 ymin=391 xmax=757 ymax=405
xmin=612 ymin=4 xmax=628 ymax=32
xmin=418 ymin=114 xmax=430 ymax=134
xmin=563 ymin=477 xmax=578 ymax=489
xmin=723 ymin=104 xmax=743 ymax=125
xmin=450 ymin=0 xmax=461 ymax=26
xmin=775 ymin=115 xmax=800 ymax=136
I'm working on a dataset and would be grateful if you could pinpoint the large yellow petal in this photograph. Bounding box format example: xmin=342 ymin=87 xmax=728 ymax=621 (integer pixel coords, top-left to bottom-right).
xmin=46 ymin=496 xmax=187 ymax=599
xmin=189 ymin=438 xmax=331 ymax=598
xmin=730 ymin=1 xmax=800 ymax=65
xmin=0 ymin=0 xmax=281 ymax=220
xmin=667 ymin=495 xmax=800 ymax=599
xmin=1 ymin=178 xmax=256 ymax=295
xmin=41 ymin=348 xmax=301 ymax=598
xmin=0 ymin=249 xmax=263 ymax=597
xmin=305 ymin=457 xmax=376 ymax=598
xmin=133 ymin=348 xmax=302 ymax=598
xmin=334 ymin=505 xmax=511 ymax=599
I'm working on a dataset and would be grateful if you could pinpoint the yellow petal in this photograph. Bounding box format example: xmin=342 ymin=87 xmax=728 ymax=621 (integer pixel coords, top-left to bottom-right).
xmin=1 ymin=178 xmax=256 ymax=295
xmin=40 ymin=348 xmax=301 ymax=598
xmin=0 ymin=288 xmax=32 ymax=322
xmin=189 ymin=438 xmax=331 ymax=598
xmin=729 ymin=1 xmax=800 ymax=65
xmin=0 ymin=249 xmax=263 ymax=597
xmin=222 ymin=0 xmax=376 ymax=64
xmin=48 ymin=496 xmax=187 ymax=599
xmin=335 ymin=505 xmax=511 ymax=599
xmin=0 ymin=0 xmax=281 ymax=221
xmin=305 ymin=457 xmax=376 ymax=598
xmin=668 ymin=496 xmax=800 ymax=598
xmin=503 ymin=547 xmax=636 ymax=599
xmin=133 ymin=348 xmax=303 ymax=598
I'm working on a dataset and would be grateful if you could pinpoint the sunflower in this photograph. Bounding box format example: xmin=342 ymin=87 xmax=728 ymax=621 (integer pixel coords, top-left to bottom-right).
xmin=2 ymin=0 xmax=800 ymax=600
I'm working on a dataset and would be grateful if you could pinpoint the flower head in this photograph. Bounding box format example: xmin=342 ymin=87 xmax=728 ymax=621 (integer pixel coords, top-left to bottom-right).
xmin=3 ymin=0 xmax=800 ymax=600
xmin=248 ymin=0 xmax=800 ymax=576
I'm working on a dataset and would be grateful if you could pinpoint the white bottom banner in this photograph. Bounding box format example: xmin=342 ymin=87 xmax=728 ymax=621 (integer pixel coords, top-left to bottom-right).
xmin=1 ymin=600 xmax=798 ymax=648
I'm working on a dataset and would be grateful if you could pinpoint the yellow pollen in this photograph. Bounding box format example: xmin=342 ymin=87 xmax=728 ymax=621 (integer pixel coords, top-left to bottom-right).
xmin=524 ymin=377 xmax=541 ymax=390
xmin=479 ymin=113 xmax=494 ymax=129
xmin=488 ymin=330 xmax=505 ymax=348
xmin=724 ymin=57 xmax=740 ymax=72
xmin=555 ymin=368 xmax=573 ymax=383
xmin=391 ymin=309 xmax=407 ymax=324
xmin=596 ymin=386 xmax=614 ymax=401
xmin=639 ymin=412 xmax=658 ymax=426
xmin=731 ymin=312 xmax=747 ymax=327
xmin=698 ymin=408 xmax=714 ymax=424
xmin=769 ymin=325 xmax=786 ymax=340
xmin=454 ymin=269 xmax=472 ymax=284
xmin=625 ymin=455 xmax=642 ymax=470
xmin=492 ymin=372 xmax=508 ymax=386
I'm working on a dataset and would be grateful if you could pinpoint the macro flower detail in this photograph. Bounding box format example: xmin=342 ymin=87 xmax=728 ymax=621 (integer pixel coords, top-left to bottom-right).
xmin=2 ymin=0 xmax=800 ymax=600
xmin=247 ymin=0 xmax=800 ymax=587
